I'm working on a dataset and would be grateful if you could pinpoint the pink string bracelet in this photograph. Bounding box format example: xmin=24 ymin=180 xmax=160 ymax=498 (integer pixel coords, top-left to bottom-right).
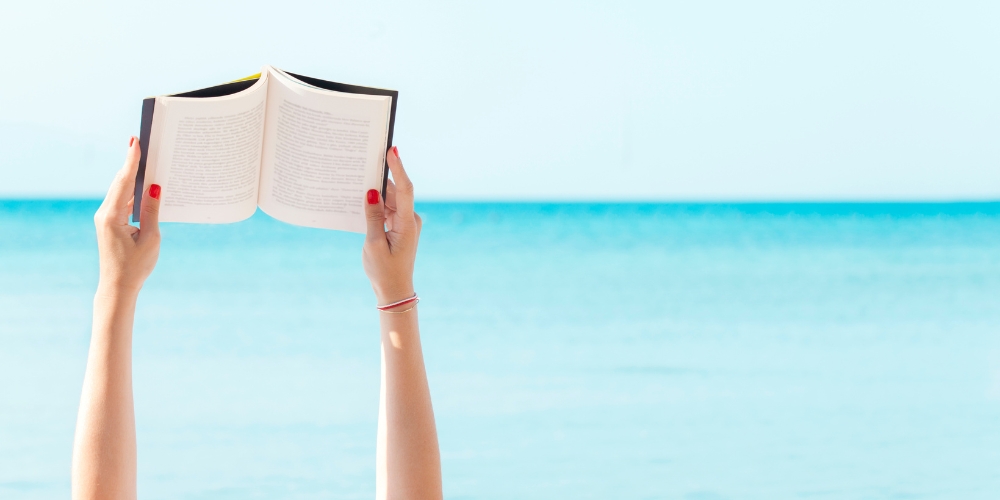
xmin=377 ymin=294 xmax=419 ymax=311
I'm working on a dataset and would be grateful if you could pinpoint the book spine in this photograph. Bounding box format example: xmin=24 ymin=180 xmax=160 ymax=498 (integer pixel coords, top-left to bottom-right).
xmin=132 ymin=98 xmax=156 ymax=223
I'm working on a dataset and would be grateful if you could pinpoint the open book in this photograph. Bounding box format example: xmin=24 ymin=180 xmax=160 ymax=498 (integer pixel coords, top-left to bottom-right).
xmin=132 ymin=66 xmax=397 ymax=232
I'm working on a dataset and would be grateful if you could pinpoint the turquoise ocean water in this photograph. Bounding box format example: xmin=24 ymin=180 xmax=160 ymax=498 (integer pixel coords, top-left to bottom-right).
xmin=1 ymin=201 xmax=999 ymax=499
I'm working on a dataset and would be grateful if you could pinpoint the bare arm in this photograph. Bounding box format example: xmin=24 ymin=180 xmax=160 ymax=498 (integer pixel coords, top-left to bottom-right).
xmin=363 ymin=146 xmax=442 ymax=500
xmin=72 ymin=137 xmax=162 ymax=500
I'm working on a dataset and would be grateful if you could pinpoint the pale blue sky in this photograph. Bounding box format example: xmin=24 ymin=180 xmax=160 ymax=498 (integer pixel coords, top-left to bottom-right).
xmin=1 ymin=0 xmax=997 ymax=200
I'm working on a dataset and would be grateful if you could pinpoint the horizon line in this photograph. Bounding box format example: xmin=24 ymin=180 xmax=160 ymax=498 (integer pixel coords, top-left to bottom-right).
xmin=2 ymin=197 xmax=999 ymax=205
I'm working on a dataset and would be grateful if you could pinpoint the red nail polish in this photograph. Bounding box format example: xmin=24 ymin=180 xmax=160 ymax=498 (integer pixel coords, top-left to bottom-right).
xmin=392 ymin=146 xmax=399 ymax=159
xmin=150 ymin=184 xmax=161 ymax=200
xmin=367 ymin=189 xmax=379 ymax=205
xmin=129 ymin=136 xmax=135 ymax=147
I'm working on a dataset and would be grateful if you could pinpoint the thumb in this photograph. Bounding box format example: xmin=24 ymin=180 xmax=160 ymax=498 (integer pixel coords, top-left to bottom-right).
xmin=138 ymin=183 xmax=162 ymax=243
xmin=364 ymin=188 xmax=386 ymax=243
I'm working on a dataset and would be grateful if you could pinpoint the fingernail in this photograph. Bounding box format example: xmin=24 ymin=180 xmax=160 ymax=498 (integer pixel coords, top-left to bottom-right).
xmin=129 ymin=136 xmax=135 ymax=147
xmin=392 ymin=146 xmax=399 ymax=159
xmin=367 ymin=189 xmax=379 ymax=205
xmin=150 ymin=184 xmax=161 ymax=200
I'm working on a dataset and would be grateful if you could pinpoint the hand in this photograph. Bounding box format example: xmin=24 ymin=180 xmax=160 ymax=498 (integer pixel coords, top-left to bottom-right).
xmin=93 ymin=136 xmax=162 ymax=298
xmin=363 ymin=146 xmax=422 ymax=305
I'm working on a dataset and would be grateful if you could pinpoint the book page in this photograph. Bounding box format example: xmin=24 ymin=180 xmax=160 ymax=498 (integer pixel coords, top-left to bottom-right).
xmin=257 ymin=67 xmax=391 ymax=232
xmin=144 ymin=75 xmax=268 ymax=223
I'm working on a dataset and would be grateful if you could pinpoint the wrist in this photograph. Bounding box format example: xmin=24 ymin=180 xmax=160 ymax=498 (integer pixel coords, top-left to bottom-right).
xmin=374 ymin=283 xmax=415 ymax=305
xmin=96 ymin=278 xmax=141 ymax=303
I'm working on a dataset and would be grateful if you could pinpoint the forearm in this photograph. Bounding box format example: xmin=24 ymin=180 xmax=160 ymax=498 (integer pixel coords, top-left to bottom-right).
xmin=376 ymin=306 xmax=442 ymax=500
xmin=71 ymin=286 xmax=139 ymax=500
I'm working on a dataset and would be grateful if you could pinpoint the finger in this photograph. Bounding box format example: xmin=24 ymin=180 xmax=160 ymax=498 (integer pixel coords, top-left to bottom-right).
xmin=383 ymin=179 xmax=397 ymax=229
xmin=364 ymin=188 xmax=388 ymax=245
xmin=386 ymin=146 xmax=414 ymax=217
xmin=384 ymin=178 xmax=397 ymax=213
xmin=105 ymin=136 xmax=142 ymax=210
xmin=138 ymin=183 xmax=162 ymax=243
